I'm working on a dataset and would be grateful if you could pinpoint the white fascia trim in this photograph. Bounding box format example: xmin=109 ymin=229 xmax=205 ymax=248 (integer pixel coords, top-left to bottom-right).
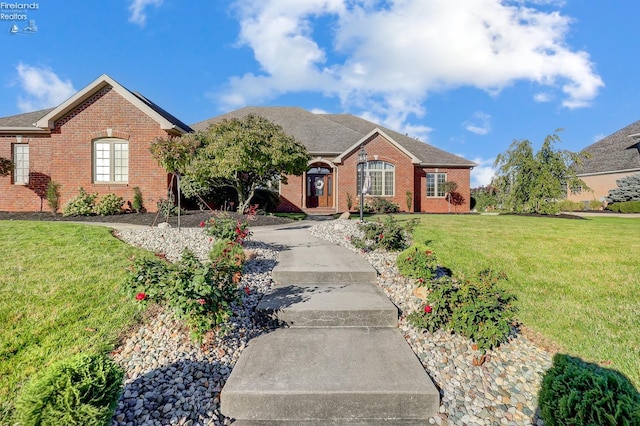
xmin=35 ymin=74 xmax=180 ymax=132
xmin=577 ymin=168 xmax=640 ymax=177
xmin=334 ymin=128 xmax=420 ymax=164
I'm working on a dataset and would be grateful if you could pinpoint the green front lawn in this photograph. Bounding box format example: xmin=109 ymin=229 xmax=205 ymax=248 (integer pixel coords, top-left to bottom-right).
xmin=398 ymin=214 xmax=640 ymax=386
xmin=0 ymin=222 xmax=152 ymax=423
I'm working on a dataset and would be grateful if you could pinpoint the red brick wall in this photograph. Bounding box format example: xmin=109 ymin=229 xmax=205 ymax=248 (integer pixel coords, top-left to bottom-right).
xmin=337 ymin=134 xmax=416 ymax=212
xmin=0 ymin=87 xmax=172 ymax=212
xmin=0 ymin=134 xmax=52 ymax=211
xmin=278 ymin=133 xmax=441 ymax=213
xmin=278 ymin=174 xmax=304 ymax=212
xmin=419 ymin=167 xmax=472 ymax=213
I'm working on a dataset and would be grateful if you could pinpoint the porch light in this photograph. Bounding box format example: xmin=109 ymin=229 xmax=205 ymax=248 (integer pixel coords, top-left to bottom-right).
xmin=358 ymin=145 xmax=368 ymax=221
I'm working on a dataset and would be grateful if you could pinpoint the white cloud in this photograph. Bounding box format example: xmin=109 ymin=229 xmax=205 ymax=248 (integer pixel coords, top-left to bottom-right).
xmin=464 ymin=112 xmax=492 ymax=135
xmin=592 ymin=133 xmax=605 ymax=142
xmin=534 ymin=92 xmax=553 ymax=102
xmin=15 ymin=63 xmax=76 ymax=112
xmin=469 ymin=157 xmax=497 ymax=188
xmin=222 ymin=0 xmax=603 ymax=133
xmin=128 ymin=0 xmax=162 ymax=26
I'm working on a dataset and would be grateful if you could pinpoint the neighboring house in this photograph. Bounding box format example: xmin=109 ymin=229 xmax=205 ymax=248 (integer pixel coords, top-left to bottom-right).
xmin=192 ymin=107 xmax=477 ymax=213
xmin=0 ymin=74 xmax=192 ymax=212
xmin=567 ymin=119 xmax=640 ymax=205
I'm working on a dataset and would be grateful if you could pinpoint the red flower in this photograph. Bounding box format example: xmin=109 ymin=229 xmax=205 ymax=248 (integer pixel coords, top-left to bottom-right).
xmin=379 ymin=233 xmax=384 ymax=239
xmin=418 ymin=277 xmax=424 ymax=284
xmin=197 ymin=298 xmax=206 ymax=305
xmin=424 ymin=305 xmax=432 ymax=313
xmin=135 ymin=292 xmax=146 ymax=301
xmin=425 ymin=250 xmax=433 ymax=255
xmin=199 ymin=221 xmax=206 ymax=227
xmin=244 ymin=286 xmax=251 ymax=295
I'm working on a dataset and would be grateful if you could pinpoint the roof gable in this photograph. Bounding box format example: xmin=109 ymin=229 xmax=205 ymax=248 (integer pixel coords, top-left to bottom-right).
xmin=322 ymin=113 xmax=476 ymax=167
xmin=577 ymin=119 xmax=640 ymax=175
xmin=34 ymin=74 xmax=191 ymax=134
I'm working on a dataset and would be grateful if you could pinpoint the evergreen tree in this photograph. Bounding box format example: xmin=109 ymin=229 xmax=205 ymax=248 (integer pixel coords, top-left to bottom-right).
xmin=606 ymin=173 xmax=640 ymax=203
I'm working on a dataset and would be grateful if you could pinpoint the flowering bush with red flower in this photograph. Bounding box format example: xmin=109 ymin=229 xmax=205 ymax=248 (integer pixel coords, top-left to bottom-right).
xmin=407 ymin=269 xmax=517 ymax=355
xmin=122 ymin=244 xmax=247 ymax=342
xmin=396 ymin=243 xmax=439 ymax=285
xmin=202 ymin=212 xmax=252 ymax=244
xmin=349 ymin=216 xmax=416 ymax=252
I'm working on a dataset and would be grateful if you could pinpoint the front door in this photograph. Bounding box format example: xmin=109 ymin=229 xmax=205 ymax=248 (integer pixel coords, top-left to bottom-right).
xmin=307 ymin=173 xmax=333 ymax=208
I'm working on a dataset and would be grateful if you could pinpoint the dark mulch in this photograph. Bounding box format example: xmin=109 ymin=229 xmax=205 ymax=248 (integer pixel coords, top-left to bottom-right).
xmin=0 ymin=210 xmax=296 ymax=227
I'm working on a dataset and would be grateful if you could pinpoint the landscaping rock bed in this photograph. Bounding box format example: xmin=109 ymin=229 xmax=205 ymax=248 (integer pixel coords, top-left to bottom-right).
xmin=110 ymin=219 xmax=553 ymax=425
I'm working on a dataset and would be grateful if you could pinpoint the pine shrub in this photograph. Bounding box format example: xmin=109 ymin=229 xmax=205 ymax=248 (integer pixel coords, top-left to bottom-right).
xmin=131 ymin=186 xmax=144 ymax=213
xmin=14 ymin=352 xmax=124 ymax=426
xmin=539 ymin=354 xmax=640 ymax=426
xmin=45 ymin=180 xmax=61 ymax=214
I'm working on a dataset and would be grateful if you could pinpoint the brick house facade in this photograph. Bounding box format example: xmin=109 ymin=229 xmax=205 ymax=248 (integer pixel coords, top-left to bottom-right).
xmin=193 ymin=107 xmax=476 ymax=213
xmin=0 ymin=75 xmax=191 ymax=212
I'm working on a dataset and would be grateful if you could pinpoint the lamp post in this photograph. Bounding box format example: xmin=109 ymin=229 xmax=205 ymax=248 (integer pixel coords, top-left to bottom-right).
xmin=358 ymin=145 xmax=368 ymax=222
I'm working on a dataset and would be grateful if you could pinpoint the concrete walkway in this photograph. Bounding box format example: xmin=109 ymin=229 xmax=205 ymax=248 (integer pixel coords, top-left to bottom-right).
xmin=221 ymin=221 xmax=439 ymax=424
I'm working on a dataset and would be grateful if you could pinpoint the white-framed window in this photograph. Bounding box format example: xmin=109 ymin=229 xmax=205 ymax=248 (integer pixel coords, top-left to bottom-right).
xmin=13 ymin=143 xmax=29 ymax=185
xmin=357 ymin=160 xmax=395 ymax=196
xmin=427 ymin=172 xmax=447 ymax=197
xmin=94 ymin=138 xmax=128 ymax=183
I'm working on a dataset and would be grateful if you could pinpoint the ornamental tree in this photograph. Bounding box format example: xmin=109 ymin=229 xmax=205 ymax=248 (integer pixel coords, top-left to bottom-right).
xmin=606 ymin=173 xmax=640 ymax=203
xmin=492 ymin=132 xmax=588 ymax=214
xmin=0 ymin=157 xmax=13 ymax=176
xmin=182 ymin=114 xmax=310 ymax=213
xmin=150 ymin=133 xmax=201 ymax=225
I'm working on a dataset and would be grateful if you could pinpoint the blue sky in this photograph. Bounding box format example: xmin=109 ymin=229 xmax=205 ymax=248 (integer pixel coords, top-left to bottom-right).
xmin=2 ymin=0 xmax=639 ymax=187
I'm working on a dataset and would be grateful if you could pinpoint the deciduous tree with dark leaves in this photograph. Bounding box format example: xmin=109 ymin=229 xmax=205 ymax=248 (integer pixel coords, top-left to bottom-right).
xmin=182 ymin=114 xmax=310 ymax=213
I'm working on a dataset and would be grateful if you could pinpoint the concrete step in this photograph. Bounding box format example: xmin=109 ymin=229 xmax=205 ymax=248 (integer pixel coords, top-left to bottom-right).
xmin=256 ymin=283 xmax=399 ymax=328
xmin=221 ymin=328 xmax=439 ymax=422
xmin=272 ymin=245 xmax=377 ymax=285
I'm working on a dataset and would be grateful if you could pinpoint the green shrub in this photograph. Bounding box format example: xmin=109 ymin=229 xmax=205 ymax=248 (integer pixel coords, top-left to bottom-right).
xmin=46 ymin=180 xmax=61 ymax=214
xmin=94 ymin=193 xmax=124 ymax=216
xmin=539 ymin=354 xmax=640 ymax=426
xmin=405 ymin=191 xmax=413 ymax=212
xmin=589 ymin=199 xmax=603 ymax=211
xmin=408 ymin=269 xmax=517 ymax=354
xmin=203 ymin=212 xmax=252 ymax=243
xmin=62 ymin=188 xmax=97 ymax=217
xmin=365 ymin=197 xmax=400 ymax=213
xmin=14 ymin=352 xmax=124 ymax=426
xmin=557 ymin=199 xmax=584 ymax=212
xmin=607 ymin=201 xmax=640 ymax=213
xmin=396 ymin=243 xmax=438 ymax=284
xmin=132 ymin=186 xmax=144 ymax=213
xmin=350 ymin=215 xmax=416 ymax=252
xmin=123 ymin=248 xmax=244 ymax=342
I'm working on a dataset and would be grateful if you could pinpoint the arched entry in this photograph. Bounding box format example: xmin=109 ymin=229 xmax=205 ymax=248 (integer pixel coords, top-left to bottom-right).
xmin=306 ymin=163 xmax=333 ymax=208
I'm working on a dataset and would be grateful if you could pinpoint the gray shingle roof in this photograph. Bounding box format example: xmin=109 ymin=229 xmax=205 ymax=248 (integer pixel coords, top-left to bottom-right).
xmin=0 ymin=108 xmax=54 ymax=129
xmin=577 ymin=120 xmax=640 ymax=175
xmin=191 ymin=107 xmax=476 ymax=167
